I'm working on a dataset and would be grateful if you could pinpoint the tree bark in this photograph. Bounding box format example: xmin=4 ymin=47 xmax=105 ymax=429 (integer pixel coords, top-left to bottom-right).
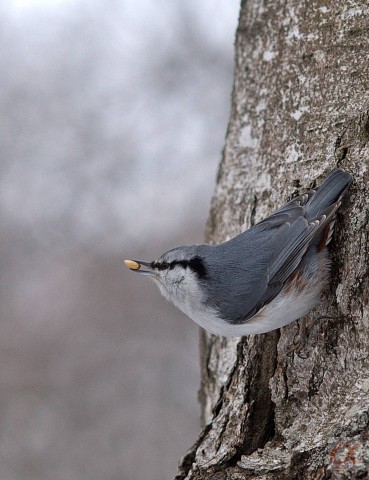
xmin=175 ymin=1 xmax=369 ymax=479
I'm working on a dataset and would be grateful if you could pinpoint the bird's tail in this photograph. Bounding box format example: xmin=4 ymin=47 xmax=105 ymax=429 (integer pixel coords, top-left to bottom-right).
xmin=306 ymin=168 xmax=352 ymax=218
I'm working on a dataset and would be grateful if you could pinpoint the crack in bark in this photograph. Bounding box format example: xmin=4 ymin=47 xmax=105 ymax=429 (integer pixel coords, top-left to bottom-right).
xmin=228 ymin=332 xmax=280 ymax=465
xmin=250 ymin=194 xmax=257 ymax=227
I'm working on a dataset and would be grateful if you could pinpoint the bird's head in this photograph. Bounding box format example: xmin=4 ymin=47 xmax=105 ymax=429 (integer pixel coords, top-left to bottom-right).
xmin=124 ymin=246 xmax=208 ymax=306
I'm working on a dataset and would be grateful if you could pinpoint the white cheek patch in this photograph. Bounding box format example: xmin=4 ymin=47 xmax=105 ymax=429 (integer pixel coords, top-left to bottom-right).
xmin=154 ymin=269 xmax=206 ymax=311
xmin=153 ymin=269 xmax=186 ymax=302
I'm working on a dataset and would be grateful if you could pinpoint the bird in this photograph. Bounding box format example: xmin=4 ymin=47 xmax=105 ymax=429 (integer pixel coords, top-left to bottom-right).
xmin=124 ymin=168 xmax=352 ymax=337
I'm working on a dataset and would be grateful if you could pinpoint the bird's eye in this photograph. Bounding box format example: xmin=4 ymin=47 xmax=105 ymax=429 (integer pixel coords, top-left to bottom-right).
xmin=152 ymin=261 xmax=169 ymax=271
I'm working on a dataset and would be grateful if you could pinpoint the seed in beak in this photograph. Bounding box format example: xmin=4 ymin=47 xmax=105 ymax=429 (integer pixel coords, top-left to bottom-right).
xmin=124 ymin=259 xmax=141 ymax=270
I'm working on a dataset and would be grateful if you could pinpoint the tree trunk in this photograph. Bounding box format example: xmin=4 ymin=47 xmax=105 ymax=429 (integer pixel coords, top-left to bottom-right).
xmin=175 ymin=1 xmax=369 ymax=479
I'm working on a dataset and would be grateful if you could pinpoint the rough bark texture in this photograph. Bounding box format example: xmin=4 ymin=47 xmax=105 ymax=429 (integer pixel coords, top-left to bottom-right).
xmin=175 ymin=1 xmax=369 ymax=479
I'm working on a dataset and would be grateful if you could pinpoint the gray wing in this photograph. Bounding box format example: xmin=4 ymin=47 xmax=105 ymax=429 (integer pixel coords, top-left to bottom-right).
xmin=251 ymin=203 xmax=342 ymax=322
xmin=240 ymin=209 xmax=325 ymax=322
xmin=206 ymin=198 xmax=332 ymax=324
xmin=261 ymin=186 xmax=340 ymax=285
xmin=204 ymin=170 xmax=351 ymax=324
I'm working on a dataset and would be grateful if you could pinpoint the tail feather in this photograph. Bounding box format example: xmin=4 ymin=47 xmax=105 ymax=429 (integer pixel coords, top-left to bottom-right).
xmin=306 ymin=168 xmax=352 ymax=218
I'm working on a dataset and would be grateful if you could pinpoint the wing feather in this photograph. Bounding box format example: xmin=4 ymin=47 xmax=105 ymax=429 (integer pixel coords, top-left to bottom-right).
xmin=206 ymin=171 xmax=350 ymax=325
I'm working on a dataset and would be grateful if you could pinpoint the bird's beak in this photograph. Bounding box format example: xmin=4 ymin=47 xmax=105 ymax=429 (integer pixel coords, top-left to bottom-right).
xmin=124 ymin=259 xmax=155 ymax=276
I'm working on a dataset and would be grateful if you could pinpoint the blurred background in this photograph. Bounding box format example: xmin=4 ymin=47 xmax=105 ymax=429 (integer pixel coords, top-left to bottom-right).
xmin=0 ymin=1 xmax=239 ymax=479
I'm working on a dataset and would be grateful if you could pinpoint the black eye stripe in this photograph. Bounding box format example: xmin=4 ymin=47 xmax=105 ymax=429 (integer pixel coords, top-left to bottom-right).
xmin=151 ymin=256 xmax=207 ymax=278
xmin=150 ymin=261 xmax=169 ymax=270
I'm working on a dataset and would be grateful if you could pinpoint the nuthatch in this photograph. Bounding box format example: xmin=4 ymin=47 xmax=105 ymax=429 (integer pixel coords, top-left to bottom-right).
xmin=124 ymin=168 xmax=352 ymax=336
